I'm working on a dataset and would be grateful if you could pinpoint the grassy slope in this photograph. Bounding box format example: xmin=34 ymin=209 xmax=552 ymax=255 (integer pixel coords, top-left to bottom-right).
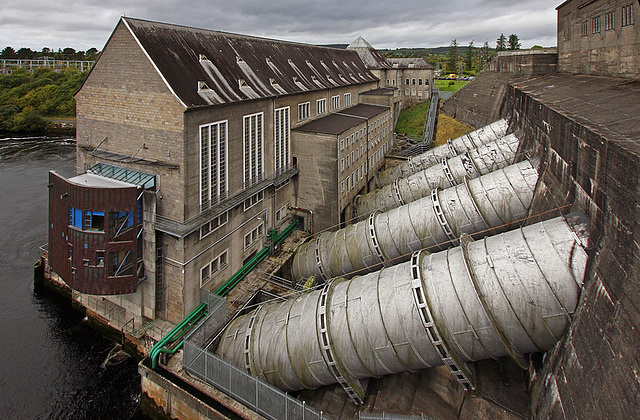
xmin=394 ymin=100 xmax=430 ymax=138
xmin=434 ymin=114 xmax=475 ymax=147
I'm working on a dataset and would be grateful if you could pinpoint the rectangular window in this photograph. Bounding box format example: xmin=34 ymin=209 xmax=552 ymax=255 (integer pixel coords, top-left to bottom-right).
xmin=563 ymin=15 xmax=571 ymax=41
xmin=84 ymin=211 xmax=104 ymax=232
xmin=346 ymin=155 xmax=350 ymax=167
xmin=418 ymin=79 xmax=423 ymax=85
xmin=274 ymin=107 xmax=290 ymax=174
xmin=200 ymin=120 xmax=228 ymax=209
xmin=592 ymin=16 xmax=601 ymax=33
xmin=244 ymin=113 xmax=264 ymax=186
xmin=412 ymin=78 xmax=416 ymax=85
xmin=200 ymin=211 xmax=229 ymax=239
xmin=317 ymin=98 xmax=327 ymax=114
xmin=244 ymin=191 xmax=264 ymax=211
xmin=341 ymin=181 xmax=345 ymax=192
xmin=622 ymin=4 xmax=634 ymax=27
xmin=297 ymin=102 xmax=310 ymax=121
xmin=244 ymin=224 xmax=264 ymax=250
xmin=275 ymin=203 xmax=289 ymax=224
xmin=340 ymin=139 xmax=344 ymax=150
xmin=331 ymin=95 xmax=340 ymax=110
xmin=405 ymin=78 xmax=410 ymax=85
xmin=344 ymin=93 xmax=352 ymax=106
xmin=582 ymin=21 xmax=589 ymax=36
xmin=96 ymin=251 xmax=105 ymax=267
xmin=605 ymin=11 xmax=615 ymax=31
xmin=340 ymin=158 xmax=344 ymax=171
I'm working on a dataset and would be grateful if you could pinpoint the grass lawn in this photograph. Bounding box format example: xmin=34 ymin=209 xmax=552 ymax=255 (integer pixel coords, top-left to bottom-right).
xmin=434 ymin=114 xmax=475 ymax=147
xmin=434 ymin=79 xmax=469 ymax=94
xmin=395 ymin=101 xmax=430 ymax=139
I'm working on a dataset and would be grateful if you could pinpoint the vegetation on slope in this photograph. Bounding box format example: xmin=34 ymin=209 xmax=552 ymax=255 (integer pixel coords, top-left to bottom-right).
xmin=0 ymin=67 xmax=88 ymax=132
xmin=395 ymin=101 xmax=430 ymax=139
xmin=434 ymin=79 xmax=469 ymax=93
xmin=435 ymin=114 xmax=474 ymax=147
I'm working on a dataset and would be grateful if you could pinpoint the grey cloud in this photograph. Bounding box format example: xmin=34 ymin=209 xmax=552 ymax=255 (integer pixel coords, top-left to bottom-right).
xmin=0 ymin=0 xmax=561 ymax=51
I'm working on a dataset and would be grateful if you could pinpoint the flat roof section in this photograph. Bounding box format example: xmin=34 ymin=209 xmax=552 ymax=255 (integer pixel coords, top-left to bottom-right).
xmin=361 ymin=87 xmax=396 ymax=96
xmin=295 ymin=103 xmax=389 ymax=135
xmin=67 ymin=173 xmax=137 ymax=189
xmin=514 ymin=74 xmax=640 ymax=155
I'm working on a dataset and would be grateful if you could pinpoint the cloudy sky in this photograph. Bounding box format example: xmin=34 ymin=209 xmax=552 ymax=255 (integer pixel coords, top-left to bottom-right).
xmin=1 ymin=0 xmax=561 ymax=52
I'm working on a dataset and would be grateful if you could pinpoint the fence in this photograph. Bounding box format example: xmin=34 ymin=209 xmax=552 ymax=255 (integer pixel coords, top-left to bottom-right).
xmin=359 ymin=413 xmax=433 ymax=420
xmin=183 ymin=289 xmax=328 ymax=420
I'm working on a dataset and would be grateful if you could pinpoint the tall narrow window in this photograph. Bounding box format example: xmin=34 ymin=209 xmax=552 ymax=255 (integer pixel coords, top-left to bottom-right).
xmin=605 ymin=11 xmax=615 ymax=31
xmin=344 ymin=93 xmax=352 ymax=106
xmin=274 ymin=107 xmax=290 ymax=174
xmin=317 ymin=98 xmax=327 ymax=115
xmin=331 ymin=95 xmax=340 ymax=110
xmin=622 ymin=4 xmax=634 ymax=27
xmin=200 ymin=120 xmax=228 ymax=209
xmin=592 ymin=16 xmax=601 ymax=34
xmin=243 ymin=113 xmax=264 ymax=186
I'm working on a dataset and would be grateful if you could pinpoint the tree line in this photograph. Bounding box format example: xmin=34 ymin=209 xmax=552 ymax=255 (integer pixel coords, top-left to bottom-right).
xmin=1 ymin=46 xmax=99 ymax=61
xmin=446 ymin=33 xmax=525 ymax=74
xmin=0 ymin=67 xmax=88 ymax=132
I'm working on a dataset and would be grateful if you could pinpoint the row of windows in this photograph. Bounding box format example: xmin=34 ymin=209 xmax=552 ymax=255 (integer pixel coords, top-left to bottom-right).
xmin=569 ymin=4 xmax=634 ymax=40
xmin=298 ymin=93 xmax=353 ymax=121
xmin=69 ymin=204 xmax=142 ymax=236
xmin=384 ymin=78 xmax=430 ymax=86
xmin=200 ymin=211 xmax=228 ymax=239
xmin=200 ymin=250 xmax=228 ymax=287
xmin=244 ymin=190 xmax=264 ymax=211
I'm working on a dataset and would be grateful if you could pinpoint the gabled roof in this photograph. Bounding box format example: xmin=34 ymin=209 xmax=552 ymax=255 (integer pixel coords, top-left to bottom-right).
xmin=120 ymin=17 xmax=378 ymax=108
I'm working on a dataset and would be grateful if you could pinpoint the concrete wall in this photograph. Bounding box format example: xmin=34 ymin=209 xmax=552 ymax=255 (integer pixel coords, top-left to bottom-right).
xmin=506 ymin=80 xmax=640 ymax=419
xmin=558 ymin=0 xmax=640 ymax=79
xmin=292 ymin=131 xmax=338 ymax=233
xmin=441 ymin=51 xmax=558 ymax=129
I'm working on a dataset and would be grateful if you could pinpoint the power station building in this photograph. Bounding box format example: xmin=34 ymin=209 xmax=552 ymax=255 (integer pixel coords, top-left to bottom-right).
xmin=47 ymin=18 xmax=431 ymax=325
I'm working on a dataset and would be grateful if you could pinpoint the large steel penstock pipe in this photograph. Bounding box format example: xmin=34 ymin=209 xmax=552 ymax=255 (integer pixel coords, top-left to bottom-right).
xmin=292 ymin=159 xmax=539 ymax=282
xmin=216 ymin=214 xmax=589 ymax=398
xmin=378 ymin=118 xmax=509 ymax=187
xmin=356 ymin=133 xmax=521 ymax=217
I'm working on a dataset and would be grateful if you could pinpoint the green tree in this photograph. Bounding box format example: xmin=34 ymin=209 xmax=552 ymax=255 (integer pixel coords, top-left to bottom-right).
xmin=1 ymin=46 xmax=17 ymax=58
xmin=480 ymin=41 xmax=490 ymax=68
xmin=464 ymin=40 xmax=475 ymax=71
xmin=447 ymin=39 xmax=459 ymax=73
xmin=16 ymin=47 xmax=34 ymax=59
xmin=508 ymin=34 xmax=521 ymax=50
xmin=496 ymin=33 xmax=507 ymax=51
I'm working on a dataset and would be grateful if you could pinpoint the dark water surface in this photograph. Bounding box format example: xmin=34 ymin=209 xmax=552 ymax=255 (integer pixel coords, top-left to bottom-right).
xmin=0 ymin=135 xmax=142 ymax=419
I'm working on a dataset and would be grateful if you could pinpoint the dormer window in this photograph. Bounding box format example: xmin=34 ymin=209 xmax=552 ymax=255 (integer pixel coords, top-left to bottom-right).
xmin=236 ymin=56 xmax=245 ymax=64
xmin=198 ymin=81 xmax=211 ymax=91
xmin=238 ymin=79 xmax=248 ymax=88
xmin=199 ymin=54 xmax=208 ymax=61
xmin=266 ymin=57 xmax=273 ymax=64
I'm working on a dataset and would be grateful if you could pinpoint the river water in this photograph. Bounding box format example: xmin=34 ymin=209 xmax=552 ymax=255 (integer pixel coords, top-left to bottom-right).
xmin=0 ymin=135 xmax=142 ymax=419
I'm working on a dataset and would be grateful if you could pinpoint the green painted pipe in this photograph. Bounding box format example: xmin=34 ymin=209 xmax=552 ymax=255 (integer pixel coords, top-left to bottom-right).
xmin=150 ymin=222 xmax=297 ymax=368
xmin=149 ymin=302 xmax=207 ymax=368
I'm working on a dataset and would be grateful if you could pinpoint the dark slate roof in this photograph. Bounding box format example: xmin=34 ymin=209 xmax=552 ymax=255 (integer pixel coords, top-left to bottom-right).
xmin=294 ymin=104 xmax=389 ymax=135
xmin=121 ymin=18 xmax=378 ymax=108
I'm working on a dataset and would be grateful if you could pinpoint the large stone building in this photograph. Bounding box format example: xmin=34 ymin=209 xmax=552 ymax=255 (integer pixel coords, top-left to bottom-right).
xmin=347 ymin=36 xmax=434 ymax=109
xmin=47 ymin=18 xmax=408 ymax=325
xmin=557 ymin=0 xmax=639 ymax=78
